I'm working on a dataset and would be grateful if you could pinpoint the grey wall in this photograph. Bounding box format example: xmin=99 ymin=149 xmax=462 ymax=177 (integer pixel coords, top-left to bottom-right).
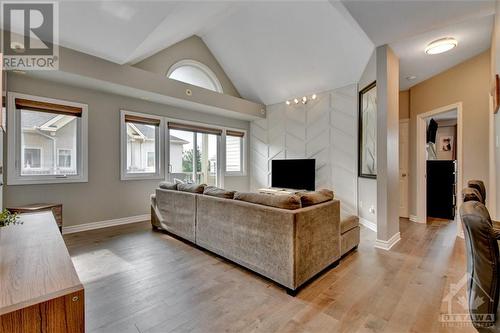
xmin=4 ymin=73 xmax=250 ymax=227
xmin=133 ymin=35 xmax=241 ymax=98
xmin=375 ymin=45 xmax=400 ymax=243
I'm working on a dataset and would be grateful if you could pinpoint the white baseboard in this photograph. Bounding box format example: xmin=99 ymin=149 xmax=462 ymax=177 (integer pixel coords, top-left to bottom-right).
xmin=374 ymin=232 xmax=401 ymax=251
xmin=62 ymin=214 xmax=150 ymax=234
xmin=409 ymin=215 xmax=425 ymax=223
xmin=359 ymin=217 xmax=377 ymax=232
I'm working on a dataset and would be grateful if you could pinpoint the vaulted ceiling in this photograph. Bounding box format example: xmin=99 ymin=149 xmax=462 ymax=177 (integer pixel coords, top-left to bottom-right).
xmin=342 ymin=0 xmax=495 ymax=90
xmin=4 ymin=1 xmax=497 ymax=104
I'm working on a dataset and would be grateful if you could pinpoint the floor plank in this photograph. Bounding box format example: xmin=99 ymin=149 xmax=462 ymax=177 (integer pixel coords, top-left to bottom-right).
xmin=63 ymin=218 xmax=476 ymax=333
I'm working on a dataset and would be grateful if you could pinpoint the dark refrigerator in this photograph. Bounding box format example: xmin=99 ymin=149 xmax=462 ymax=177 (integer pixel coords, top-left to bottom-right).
xmin=427 ymin=160 xmax=456 ymax=220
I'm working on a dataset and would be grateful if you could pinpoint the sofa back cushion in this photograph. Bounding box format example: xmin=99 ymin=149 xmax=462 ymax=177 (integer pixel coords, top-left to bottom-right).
xmin=298 ymin=189 xmax=334 ymax=207
xmin=234 ymin=192 xmax=301 ymax=210
xmin=155 ymin=189 xmax=197 ymax=242
xmin=159 ymin=182 xmax=177 ymax=190
xmin=177 ymin=183 xmax=206 ymax=194
xmin=203 ymin=186 xmax=236 ymax=199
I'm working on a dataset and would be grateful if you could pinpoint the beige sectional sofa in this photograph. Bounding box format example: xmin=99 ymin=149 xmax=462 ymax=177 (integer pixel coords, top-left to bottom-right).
xmin=151 ymin=184 xmax=359 ymax=295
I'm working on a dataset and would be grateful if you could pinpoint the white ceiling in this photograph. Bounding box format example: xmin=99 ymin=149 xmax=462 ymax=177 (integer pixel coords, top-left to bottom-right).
xmin=393 ymin=14 xmax=493 ymax=90
xmin=199 ymin=1 xmax=374 ymax=105
xmin=4 ymin=1 xmax=497 ymax=103
xmin=342 ymin=0 xmax=495 ymax=90
xmin=6 ymin=0 xmax=374 ymax=105
xmin=57 ymin=1 xmax=236 ymax=65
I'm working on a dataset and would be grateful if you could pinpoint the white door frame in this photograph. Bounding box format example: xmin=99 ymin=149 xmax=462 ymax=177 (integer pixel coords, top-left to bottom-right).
xmin=416 ymin=102 xmax=463 ymax=233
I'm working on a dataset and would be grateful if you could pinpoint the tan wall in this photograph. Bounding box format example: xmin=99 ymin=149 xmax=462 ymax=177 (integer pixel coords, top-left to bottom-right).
xmin=399 ymin=90 xmax=409 ymax=119
xmin=133 ymin=35 xmax=241 ymax=98
xmin=4 ymin=73 xmax=250 ymax=227
xmin=408 ymin=51 xmax=491 ymax=216
xmin=491 ymin=4 xmax=500 ymax=219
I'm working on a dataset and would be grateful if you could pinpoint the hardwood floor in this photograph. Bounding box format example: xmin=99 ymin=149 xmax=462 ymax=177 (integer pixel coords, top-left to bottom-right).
xmin=63 ymin=218 xmax=474 ymax=333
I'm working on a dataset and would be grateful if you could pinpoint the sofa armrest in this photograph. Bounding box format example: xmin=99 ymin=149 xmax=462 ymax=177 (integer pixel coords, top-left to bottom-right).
xmin=293 ymin=199 xmax=340 ymax=288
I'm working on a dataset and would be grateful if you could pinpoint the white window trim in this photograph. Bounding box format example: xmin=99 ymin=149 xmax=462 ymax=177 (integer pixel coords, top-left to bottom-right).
xmin=7 ymin=92 xmax=88 ymax=185
xmin=22 ymin=146 xmax=43 ymax=170
xmin=224 ymin=128 xmax=247 ymax=177
xmin=165 ymin=117 xmax=247 ymax=186
xmin=166 ymin=59 xmax=224 ymax=93
xmin=120 ymin=110 xmax=165 ymax=181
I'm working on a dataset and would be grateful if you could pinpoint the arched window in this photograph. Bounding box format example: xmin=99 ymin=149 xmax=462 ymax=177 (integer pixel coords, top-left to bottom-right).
xmin=167 ymin=60 xmax=223 ymax=93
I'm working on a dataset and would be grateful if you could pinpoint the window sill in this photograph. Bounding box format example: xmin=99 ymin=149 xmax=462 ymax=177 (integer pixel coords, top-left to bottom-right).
xmin=121 ymin=173 xmax=164 ymax=181
xmin=7 ymin=175 xmax=88 ymax=185
xmin=225 ymin=171 xmax=247 ymax=177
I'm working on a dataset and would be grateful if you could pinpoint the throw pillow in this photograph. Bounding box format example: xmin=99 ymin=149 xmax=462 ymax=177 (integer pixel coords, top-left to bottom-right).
xmin=177 ymin=183 xmax=206 ymax=194
xmin=203 ymin=186 xmax=236 ymax=199
xmin=298 ymin=189 xmax=334 ymax=207
xmin=234 ymin=192 xmax=301 ymax=210
xmin=158 ymin=182 xmax=177 ymax=190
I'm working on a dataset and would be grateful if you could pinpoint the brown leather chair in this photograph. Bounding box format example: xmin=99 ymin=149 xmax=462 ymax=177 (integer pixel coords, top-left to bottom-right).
xmin=460 ymin=201 xmax=500 ymax=331
xmin=468 ymin=180 xmax=486 ymax=204
xmin=463 ymin=187 xmax=484 ymax=203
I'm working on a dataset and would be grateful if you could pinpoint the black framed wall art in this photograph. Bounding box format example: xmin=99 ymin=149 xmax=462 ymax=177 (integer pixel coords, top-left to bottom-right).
xmin=358 ymin=81 xmax=377 ymax=179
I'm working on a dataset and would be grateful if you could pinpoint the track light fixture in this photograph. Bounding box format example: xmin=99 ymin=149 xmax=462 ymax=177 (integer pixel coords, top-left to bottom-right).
xmin=285 ymin=93 xmax=318 ymax=107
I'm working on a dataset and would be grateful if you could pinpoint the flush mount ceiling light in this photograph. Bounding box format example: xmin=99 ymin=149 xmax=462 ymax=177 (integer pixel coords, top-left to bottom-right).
xmin=425 ymin=37 xmax=457 ymax=55
xmin=406 ymin=75 xmax=417 ymax=81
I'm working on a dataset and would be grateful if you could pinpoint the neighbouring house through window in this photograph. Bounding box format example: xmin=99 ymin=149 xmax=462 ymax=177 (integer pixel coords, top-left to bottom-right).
xmin=147 ymin=151 xmax=155 ymax=168
xmin=8 ymin=93 xmax=88 ymax=185
xmin=23 ymin=147 xmax=41 ymax=169
xmin=58 ymin=149 xmax=72 ymax=168
xmin=121 ymin=111 xmax=164 ymax=180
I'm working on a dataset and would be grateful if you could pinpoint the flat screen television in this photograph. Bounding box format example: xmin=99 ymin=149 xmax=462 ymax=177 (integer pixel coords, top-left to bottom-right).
xmin=271 ymin=159 xmax=315 ymax=191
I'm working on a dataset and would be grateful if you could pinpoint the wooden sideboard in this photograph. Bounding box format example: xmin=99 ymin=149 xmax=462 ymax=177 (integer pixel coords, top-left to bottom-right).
xmin=7 ymin=203 xmax=63 ymax=231
xmin=0 ymin=212 xmax=84 ymax=333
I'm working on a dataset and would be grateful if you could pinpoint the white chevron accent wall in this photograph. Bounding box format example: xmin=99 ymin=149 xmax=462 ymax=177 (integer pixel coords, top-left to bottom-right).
xmin=249 ymin=84 xmax=358 ymax=215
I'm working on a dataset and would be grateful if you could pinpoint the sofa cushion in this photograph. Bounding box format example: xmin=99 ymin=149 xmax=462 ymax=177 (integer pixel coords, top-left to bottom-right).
xmin=340 ymin=213 xmax=359 ymax=234
xmin=234 ymin=192 xmax=301 ymax=210
xmin=159 ymin=182 xmax=177 ymax=190
xmin=341 ymin=226 xmax=360 ymax=256
xmin=298 ymin=189 xmax=334 ymax=207
xmin=203 ymin=186 xmax=236 ymax=199
xmin=177 ymin=183 xmax=206 ymax=194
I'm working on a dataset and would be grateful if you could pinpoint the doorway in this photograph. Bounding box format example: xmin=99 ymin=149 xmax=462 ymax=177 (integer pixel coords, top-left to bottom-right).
xmin=416 ymin=103 xmax=463 ymax=235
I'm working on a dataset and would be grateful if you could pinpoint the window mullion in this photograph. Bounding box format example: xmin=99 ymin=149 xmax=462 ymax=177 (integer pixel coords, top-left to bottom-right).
xmin=192 ymin=132 xmax=197 ymax=183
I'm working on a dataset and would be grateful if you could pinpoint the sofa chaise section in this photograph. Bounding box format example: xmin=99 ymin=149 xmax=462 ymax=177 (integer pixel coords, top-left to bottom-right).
xmin=340 ymin=213 xmax=360 ymax=256
xmin=195 ymin=195 xmax=341 ymax=291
